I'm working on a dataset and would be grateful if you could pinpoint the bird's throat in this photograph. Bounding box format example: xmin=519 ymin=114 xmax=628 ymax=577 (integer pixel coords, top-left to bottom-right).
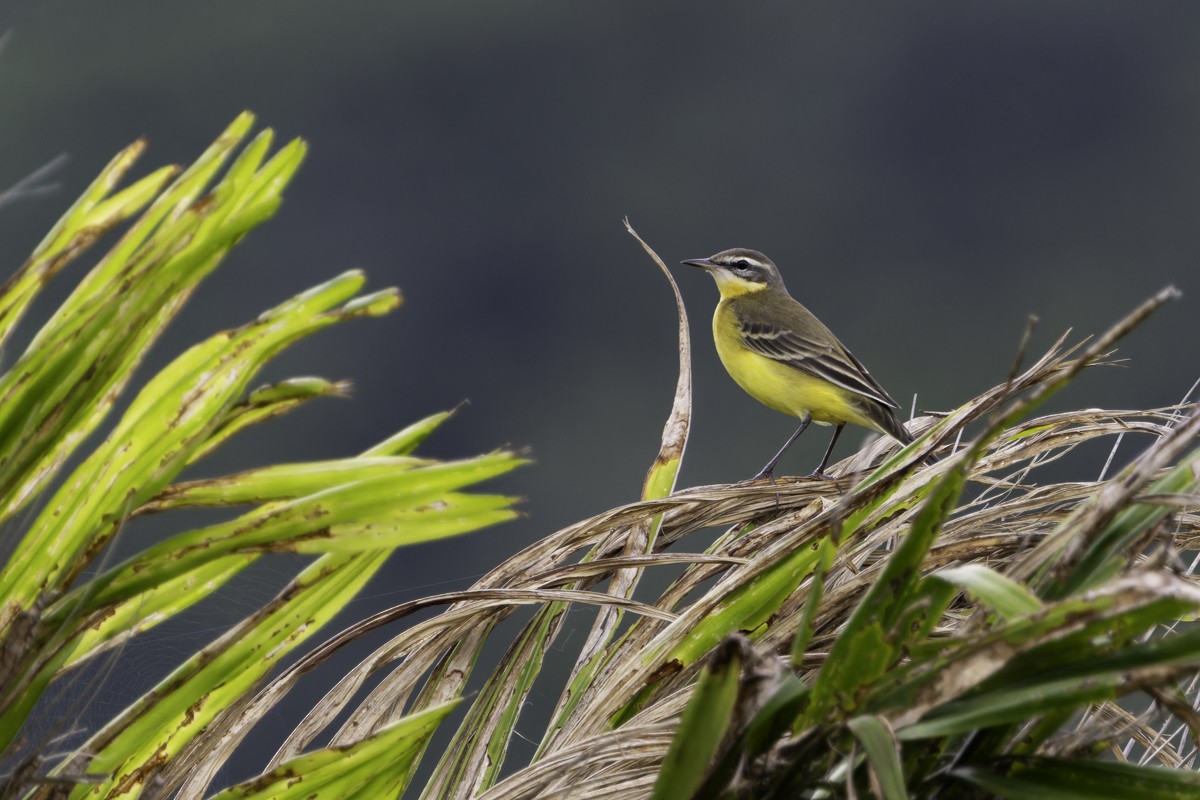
xmin=711 ymin=272 xmax=768 ymax=299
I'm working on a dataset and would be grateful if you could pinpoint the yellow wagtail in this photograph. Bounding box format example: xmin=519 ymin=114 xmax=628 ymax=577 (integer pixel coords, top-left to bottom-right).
xmin=682 ymin=248 xmax=912 ymax=479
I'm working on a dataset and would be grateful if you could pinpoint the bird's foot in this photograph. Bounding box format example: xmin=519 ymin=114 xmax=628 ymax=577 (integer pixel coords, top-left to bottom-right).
xmin=747 ymin=469 xmax=777 ymax=484
xmin=808 ymin=470 xmax=835 ymax=481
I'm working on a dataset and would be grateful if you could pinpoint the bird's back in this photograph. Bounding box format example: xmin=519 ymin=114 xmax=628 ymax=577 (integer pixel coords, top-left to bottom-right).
xmin=717 ymin=291 xmax=912 ymax=443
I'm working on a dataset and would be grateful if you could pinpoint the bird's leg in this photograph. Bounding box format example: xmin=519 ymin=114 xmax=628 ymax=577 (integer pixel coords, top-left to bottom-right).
xmin=811 ymin=422 xmax=845 ymax=479
xmin=752 ymin=413 xmax=812 ymax=481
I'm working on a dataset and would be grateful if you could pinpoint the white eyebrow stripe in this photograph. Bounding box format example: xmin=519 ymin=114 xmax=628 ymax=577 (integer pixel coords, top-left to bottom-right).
xmin=718 ymin=256 xmax=769 ymax=269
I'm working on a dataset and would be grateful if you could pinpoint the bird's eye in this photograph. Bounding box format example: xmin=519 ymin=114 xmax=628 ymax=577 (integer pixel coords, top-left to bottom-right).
xmin=732 ymin=260 xmax=752 ymax=270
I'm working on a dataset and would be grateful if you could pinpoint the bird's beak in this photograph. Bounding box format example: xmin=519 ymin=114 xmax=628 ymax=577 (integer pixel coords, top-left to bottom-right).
xmin=681 ymin=258 xmax=716 ymax=271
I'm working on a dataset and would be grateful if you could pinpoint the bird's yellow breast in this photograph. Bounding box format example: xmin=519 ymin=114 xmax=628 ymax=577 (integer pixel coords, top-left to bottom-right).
xmin=712 ymin=300 xmax=875 ymax=429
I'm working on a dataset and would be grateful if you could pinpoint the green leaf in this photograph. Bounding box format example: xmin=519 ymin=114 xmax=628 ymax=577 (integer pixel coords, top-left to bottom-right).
xmin=665 ymin=543 xmax=822 ymax=667
xmin=898 ymin=674 xmax=1118 ymax=740
xmin=58 ymin=424 xmax=485 ymax=673
xmin=0 ymin=113 xmax=535 ymax=796
xmin=0 ymin=119 xmax=267 ymax=524
xmin=871 ymin=571 xmax=1200 ymax=733
xmin=953 ymin=758 xmax=1200 ymax=800
xmin=651 ymin=636 xmax=745 ymax=800
xmin=848 ymin=716 xmax=909 ymax=800
xmin=68 ymin=551 xmax=390 ymax=797
xmin=804 ymin=449 xmax=971 ymax=724
xmin=1 ymin=272 xmax=381 ymax=623
xmin=210 ymin=699 xmax=461 ymax=800
xmin=0 ymin=142 xmax=170 ymax=349
xmin=361 ymin=404 xmax=462 ymax=456
xmin=1055 ymin=448 xmax=1200 ymax=598
xmin=968 ymin=574 xmax=1200 ymax=697
xmin=55 ymin=554 xmax=255 ymax=672
xmin=930 ymin=564 xmax=1042 ymax=620
xmin=143 ymin=455 xmax=433 ymax=511
xmin=186 ymin=377 xmax=351 ymax=465
xmin=49 ymin=453 xmax=522 ymax=619
xmin=791 ymin=535 xmax=836 ymax=667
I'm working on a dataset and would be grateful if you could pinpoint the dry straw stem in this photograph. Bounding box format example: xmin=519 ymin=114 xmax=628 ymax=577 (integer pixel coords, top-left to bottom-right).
xmin=163 ymin=224 xmax=1194 ymax=798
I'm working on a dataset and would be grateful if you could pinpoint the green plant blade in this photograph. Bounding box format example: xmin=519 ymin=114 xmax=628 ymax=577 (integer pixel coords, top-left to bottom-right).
xmin=802 ymin=446 xmax=976 ymax=726
xmin=142 ymin=456 xmax=433 ymax=511
xmin=185 ymin=377 xmax=351 ymax=465
xmin=56 ymin=554 xmax=255 ymax=672
xmin=1056 ymin=445 xmax=1200 ymax=598
xmin=361 ymin=405 xmax=463 ymax=457
xmin=898 ymin=675 xmax=1118 ymax=740
xmin=848 ymin=716 xmax=908 ymax=800
xmin=953 ymin=758 xmax=1200 ymax=800
xmin=0 ymin=113 xmax=535 ymax=800
xmin=209 ymin=700 xmax=461 ymax=800
xmin=791 ymin=535 xmax=836 ymax=667
xmin=1 ymin=271 xmax=389 ymax=628
xmin=651 ymin=637 xmax=744 ymax=800
xmin=0 ymin=114 xmax=272 ymax=526
xmin=0 ymin=142 xmax=173 ymax=349
xmin=49 ymin=454 xmax=521 ymax=619
xmin=875 ymin=572 xmax=1200 ymax=732
xmin=65 ymin=551 xmax=389 ymax=798
xmin=930 ymin=564 xmax=1042 ymax=620
xmin=665 ymin=543 xmax=822 ymax=667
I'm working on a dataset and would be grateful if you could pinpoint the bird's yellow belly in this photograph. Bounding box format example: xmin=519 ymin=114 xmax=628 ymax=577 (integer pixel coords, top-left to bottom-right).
xmin=713 ymin=308 xmax=873 ymax=429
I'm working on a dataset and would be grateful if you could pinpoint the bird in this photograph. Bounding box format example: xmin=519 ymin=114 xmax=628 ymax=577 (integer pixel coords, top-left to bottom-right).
xmin=682 ymin=248 xmax=912 ymax=480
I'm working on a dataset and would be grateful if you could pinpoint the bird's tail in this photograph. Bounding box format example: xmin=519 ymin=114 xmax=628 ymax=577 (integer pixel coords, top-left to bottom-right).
xmin=873 ymin=404 xmax=914 ymax=446
xmin=870 ymin=403 xmax=943 ymax=467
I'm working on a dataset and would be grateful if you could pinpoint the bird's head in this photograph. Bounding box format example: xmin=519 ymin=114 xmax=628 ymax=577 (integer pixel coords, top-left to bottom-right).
xmin=681 ymin=248 xmax=786 ymax=297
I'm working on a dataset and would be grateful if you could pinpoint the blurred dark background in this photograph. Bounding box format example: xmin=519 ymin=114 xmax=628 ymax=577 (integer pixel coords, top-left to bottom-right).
xmin=2 ymin=0 xmax=1198 ymax=788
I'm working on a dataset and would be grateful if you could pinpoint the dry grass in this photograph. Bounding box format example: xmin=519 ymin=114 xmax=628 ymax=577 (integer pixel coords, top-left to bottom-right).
xmin=157 ymin=253 xmax=1200 ymax=799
